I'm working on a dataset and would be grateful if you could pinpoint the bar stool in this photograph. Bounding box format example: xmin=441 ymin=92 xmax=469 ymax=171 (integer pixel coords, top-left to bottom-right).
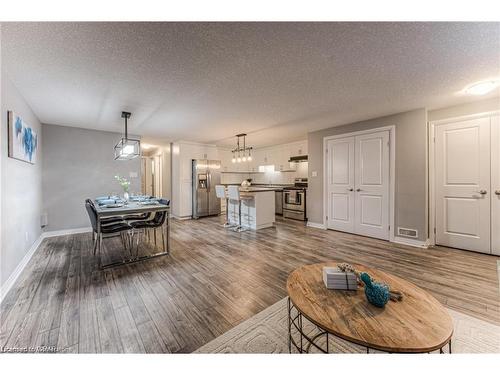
xmin=227 ymin=186 xmax=252 ymax=232
xmin=215 ymin=185 xmax=232 ymax=228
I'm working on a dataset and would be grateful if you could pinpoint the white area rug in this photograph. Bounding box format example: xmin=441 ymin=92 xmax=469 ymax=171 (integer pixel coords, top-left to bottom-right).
xmin=195 ymin=298 xmax=500 ymax=353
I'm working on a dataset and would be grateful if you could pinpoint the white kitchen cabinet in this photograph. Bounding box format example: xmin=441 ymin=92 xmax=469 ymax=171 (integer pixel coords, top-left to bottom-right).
xmin=290 ymin=141 xmax=307 ymax=156
xmin=218 ymin=148 xmax=233 ymax=172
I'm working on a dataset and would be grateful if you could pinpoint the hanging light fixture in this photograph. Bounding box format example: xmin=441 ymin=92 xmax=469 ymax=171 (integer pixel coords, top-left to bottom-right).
xmin=231 ymin=133 xmax=253 ymax=164
xmin=114 ymin=111 xmax=140 ymax=160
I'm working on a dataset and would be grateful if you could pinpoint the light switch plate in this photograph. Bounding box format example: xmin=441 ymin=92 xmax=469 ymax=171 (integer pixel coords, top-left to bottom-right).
xmin=311 ymin=171 xmax=318 ymax=177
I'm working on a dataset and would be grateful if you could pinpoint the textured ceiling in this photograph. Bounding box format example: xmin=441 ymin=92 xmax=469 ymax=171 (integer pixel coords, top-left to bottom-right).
xmin=2 ymin=22 xmax=500 ymax=148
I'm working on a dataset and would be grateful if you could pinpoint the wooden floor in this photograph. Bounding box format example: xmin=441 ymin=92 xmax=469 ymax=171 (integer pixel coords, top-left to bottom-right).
xmin=1 ymin=216 xmax=499 ymax=353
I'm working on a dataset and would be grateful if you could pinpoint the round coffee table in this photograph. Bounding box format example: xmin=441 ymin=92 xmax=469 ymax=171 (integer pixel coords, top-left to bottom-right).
xmin=287 ymin=262 xmax=454 ymax=353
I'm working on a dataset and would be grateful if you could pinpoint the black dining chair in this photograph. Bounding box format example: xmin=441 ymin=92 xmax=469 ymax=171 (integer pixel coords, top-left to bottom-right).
xmin=129 ymin=199 xmax=170 ymax=255
xmin=86 ymin=198 xmax=128 ymax=247
xmin=85 ymin=200 xmax=134 ymax=265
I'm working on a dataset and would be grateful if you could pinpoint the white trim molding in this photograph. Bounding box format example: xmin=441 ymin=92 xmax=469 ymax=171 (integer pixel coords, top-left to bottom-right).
xmin=307 ymin=221 xmax=326 ymax=230
xmin=322 ymin=125 xmax=396 ymax=242
xmin=393 ymin=236 xmax=430 ymax=249
xmin=0 ymin=234 xmax=44 ymax=303
xmin=42 ymin=226 xmax=92 ymax=238
xmin=171 ymin=215 xmax=192 ymax=221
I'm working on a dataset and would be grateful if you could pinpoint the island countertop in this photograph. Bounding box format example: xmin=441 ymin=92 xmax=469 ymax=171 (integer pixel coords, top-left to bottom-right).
xmin=238 ymin=187 xmax=281 ymax=192
xmin=223 ymin=184 xmax=292 ymax=192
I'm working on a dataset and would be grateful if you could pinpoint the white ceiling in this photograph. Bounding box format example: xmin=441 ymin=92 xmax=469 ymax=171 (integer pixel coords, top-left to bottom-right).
xmin=2 ymin=22 xmax=499 ymax=148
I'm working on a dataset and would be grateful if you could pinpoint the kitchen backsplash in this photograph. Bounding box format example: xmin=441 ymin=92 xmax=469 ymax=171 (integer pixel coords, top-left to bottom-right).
xmin=221 ymin=162 xmax=308 ymax=185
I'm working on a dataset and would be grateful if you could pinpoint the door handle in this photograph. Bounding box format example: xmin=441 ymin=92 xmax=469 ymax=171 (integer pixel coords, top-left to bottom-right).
xmin=476 ymin=190 xmax=487 ymax=195
xmin=348 ymin=188 xmax=354 ymax=191
xmin=356 ymin=188 xmax=362 ymax=192
xmin=495 ymin=190 xmax=500 ymax=195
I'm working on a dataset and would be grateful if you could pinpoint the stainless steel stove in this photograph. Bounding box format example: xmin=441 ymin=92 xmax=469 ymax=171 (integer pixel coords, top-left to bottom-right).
xmin=283 ymin=178 xmax=307 ymax=221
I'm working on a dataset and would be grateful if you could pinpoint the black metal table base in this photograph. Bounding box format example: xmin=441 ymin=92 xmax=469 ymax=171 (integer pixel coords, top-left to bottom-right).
xmin=288 ymin=297 xmax=452 ymax=354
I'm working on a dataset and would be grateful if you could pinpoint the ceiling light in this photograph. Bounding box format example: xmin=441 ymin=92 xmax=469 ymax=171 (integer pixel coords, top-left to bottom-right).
xmin=464 ymin=80 xmax=499 ymax=96
xmin=114 ymin=112 xmax=140 ymax=160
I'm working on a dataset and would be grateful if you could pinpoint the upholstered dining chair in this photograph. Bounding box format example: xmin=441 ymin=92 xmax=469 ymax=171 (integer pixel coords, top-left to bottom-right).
xmin=85 ymin=199 xmax=134 ymax=265
xmin=129 ymin=199 xmax=170 ymax=256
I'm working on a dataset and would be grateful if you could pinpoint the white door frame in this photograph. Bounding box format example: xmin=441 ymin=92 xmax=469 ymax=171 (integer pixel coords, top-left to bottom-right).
xmin=428 ymin=110 xmax=500 ymax=247
xmin=323 ymin=125 xmax=396 ymax=242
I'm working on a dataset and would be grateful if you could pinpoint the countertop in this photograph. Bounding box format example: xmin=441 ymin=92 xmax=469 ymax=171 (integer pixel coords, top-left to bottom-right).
xmin=223 ymin=184 xmax=292 ymax=192
xmin=238 ymin=187 xmax=282 ymax=192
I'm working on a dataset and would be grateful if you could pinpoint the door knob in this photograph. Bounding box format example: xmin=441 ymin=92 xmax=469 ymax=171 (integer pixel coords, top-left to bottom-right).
xmin=356 ymin=188 xmax=362 ymax=192
xmin=476 ymin=190 xmax=487 ymax=195
xmin=348 ymin=188 xmax=354 ymax=191
xmin=495 ymin=190 xmax=500 ymax=195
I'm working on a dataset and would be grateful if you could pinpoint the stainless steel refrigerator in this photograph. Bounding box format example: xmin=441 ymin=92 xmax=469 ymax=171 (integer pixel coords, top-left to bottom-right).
xmin=192 ymin=159 xmax=221 ymax=218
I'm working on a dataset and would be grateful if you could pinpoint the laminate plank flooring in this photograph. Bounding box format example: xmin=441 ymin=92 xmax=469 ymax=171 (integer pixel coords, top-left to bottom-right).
xmin=1 ymin=216 xmax=499 ymax=353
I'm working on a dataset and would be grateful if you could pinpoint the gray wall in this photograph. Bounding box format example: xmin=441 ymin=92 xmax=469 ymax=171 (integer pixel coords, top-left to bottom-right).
xmin=1 ymin=74 xmax=43 ymax=287
xmin=429 ymin=97 xmax=499 ymax=122
xmin=42 ymin=124 xmax=141 ymax=231
xmin=307 ymin=108 xmax=428 ymax=241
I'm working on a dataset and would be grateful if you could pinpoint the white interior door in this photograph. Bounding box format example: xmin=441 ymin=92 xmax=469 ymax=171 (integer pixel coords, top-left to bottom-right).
xmin=491 ymin=115 xmax=500 ymax=255
xmin=435 ymin=118 xmax=491 ymax=253
xmin=354 ymin=131 xmax=390 ymax=240
xmin=327 ymin=137 xmax=355 ymax=232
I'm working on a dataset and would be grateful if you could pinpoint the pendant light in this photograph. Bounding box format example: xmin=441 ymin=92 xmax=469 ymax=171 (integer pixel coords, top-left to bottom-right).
xmin=232 ymin=133 xmax=253 ymax=163
xmin=114 ymin=111 xmax=141 ymax=160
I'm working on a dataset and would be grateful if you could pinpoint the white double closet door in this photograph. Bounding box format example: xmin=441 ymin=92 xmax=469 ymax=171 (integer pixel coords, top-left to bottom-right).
xmin=435 ymin=115 xmax=499 ymax=255
xmin=327 ymin=130 xmax=390 ymax=240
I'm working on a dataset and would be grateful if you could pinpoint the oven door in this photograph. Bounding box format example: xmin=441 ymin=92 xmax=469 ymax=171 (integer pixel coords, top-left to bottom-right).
xmin=283 ymin=190 xmax=305 ymax=211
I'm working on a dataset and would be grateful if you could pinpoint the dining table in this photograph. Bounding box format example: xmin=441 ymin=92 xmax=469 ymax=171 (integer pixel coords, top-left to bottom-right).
xmin=94 ymin=198 xmax=170 ymax=268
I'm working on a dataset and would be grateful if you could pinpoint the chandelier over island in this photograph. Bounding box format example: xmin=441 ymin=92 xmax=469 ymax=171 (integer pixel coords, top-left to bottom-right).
xmin=231 ymin=133 xmax=253 ymax=163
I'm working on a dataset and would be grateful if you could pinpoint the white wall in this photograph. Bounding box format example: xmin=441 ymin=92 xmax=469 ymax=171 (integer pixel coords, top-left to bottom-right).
xmin=171 ymin=141 xmax=218 ymax=218
xmin=428 ymin=97 xmax=499 ymax=121
xmin=142 ymin=144 xmax=171 ymax=199
xmin=1 ymin=73 xmax=43 ymax=288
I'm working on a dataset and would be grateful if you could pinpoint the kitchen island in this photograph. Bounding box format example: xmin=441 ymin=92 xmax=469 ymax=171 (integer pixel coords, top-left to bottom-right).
xmin=226 ymin=187 xmax=276 ymax=230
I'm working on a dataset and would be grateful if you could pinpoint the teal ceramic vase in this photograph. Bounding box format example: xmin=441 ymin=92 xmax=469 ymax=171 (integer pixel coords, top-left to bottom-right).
xmin=360 ymin=272 xmax=390 ymax=308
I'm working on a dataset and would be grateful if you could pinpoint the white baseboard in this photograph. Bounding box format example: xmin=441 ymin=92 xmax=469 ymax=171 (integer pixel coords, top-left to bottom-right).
xmin=393 ymin=236 xmax=429 ymax=248
xmin=0 ymin=234 xmax=44 ymax=303
xmin=171 ymin=215 xmax=191 ymax=221
xmin=42 ymin=226 xmax=92 ymax=238
xmin=307 ymin=221 xmax=326 ymax=229
xmin=0 ymin=226 xmax=92 ymax=304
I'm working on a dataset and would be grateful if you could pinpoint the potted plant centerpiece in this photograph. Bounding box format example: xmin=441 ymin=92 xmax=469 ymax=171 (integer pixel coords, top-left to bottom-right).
xmin=115 ymin=175 xmax=131 ymax=201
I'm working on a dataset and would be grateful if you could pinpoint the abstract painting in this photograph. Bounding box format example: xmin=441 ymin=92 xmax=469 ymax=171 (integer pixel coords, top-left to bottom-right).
xmin=8 ymin=111 xmax=38 ymax=164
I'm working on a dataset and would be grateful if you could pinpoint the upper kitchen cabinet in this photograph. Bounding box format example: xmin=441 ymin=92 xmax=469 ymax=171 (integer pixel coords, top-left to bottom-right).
xmin=218 ymin=148 xmax=233 ymax=172
xmin=289 ymin=140 xmax=308 ymax=157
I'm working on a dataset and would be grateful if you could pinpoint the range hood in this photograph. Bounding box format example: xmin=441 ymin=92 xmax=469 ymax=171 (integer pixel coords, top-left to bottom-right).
xmin=288 ymin=155 xmax=308 ymax=163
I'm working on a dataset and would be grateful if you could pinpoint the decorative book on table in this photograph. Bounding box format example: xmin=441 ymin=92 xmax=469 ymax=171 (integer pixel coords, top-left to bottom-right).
xmin=323 ymin=267 xmax=358 ymax=290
